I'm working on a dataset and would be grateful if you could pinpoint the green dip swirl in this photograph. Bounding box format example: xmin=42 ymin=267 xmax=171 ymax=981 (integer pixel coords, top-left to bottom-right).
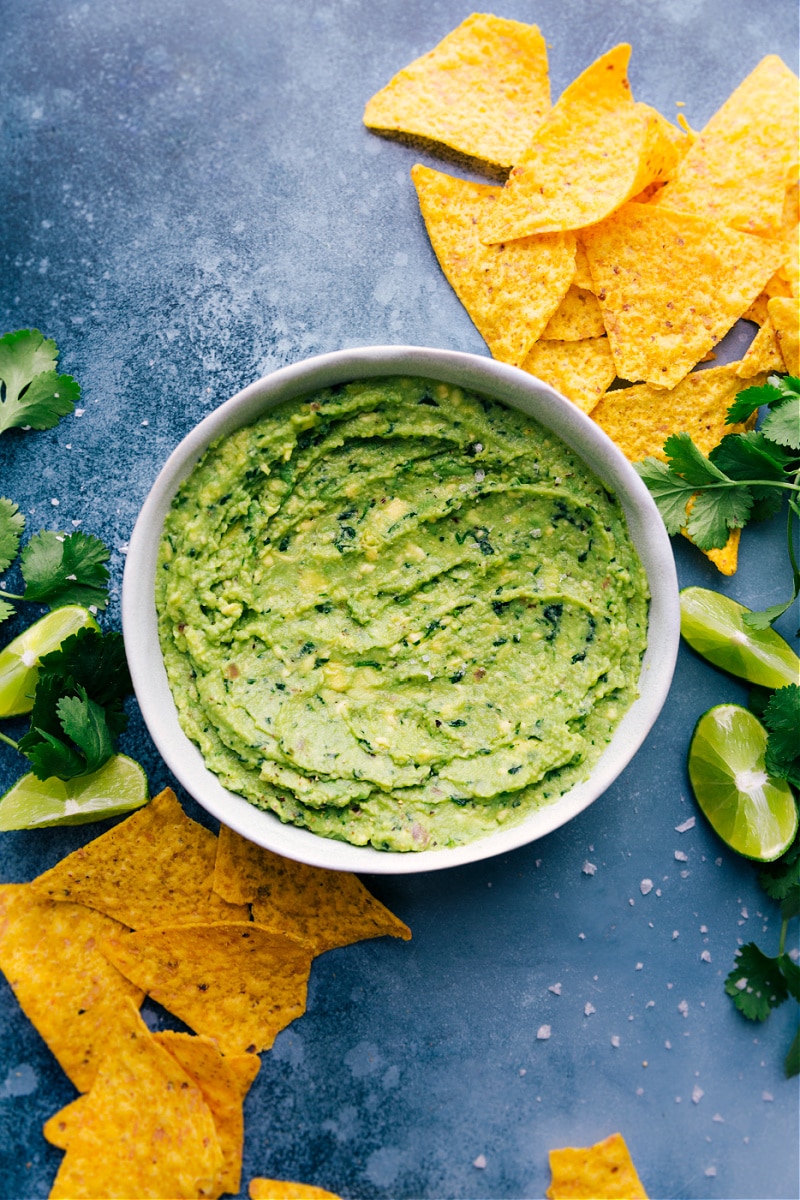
xmin=157 ymin=375 xmax=649 ymax=851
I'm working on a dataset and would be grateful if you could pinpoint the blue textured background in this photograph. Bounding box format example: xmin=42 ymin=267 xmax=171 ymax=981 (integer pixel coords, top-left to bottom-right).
xmin=1 ymin=2 xmax=798 ymax=1198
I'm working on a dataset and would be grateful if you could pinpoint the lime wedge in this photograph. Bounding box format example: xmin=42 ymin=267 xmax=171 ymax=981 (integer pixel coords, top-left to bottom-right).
xmin=688 ymin=704 xmax=798 ymax=862
xmin=0 ymin=605 xmax=100 ymax=718
xmin=680 ymin=587 xmax=800 ymax=690
xmin=0 ymin=754 xmax=148 ymax=830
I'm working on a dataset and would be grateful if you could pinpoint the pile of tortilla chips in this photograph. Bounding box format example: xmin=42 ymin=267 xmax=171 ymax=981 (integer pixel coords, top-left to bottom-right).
xmin=0 ymin=788 xmax=409 ymax=1198
xmin=365 ymin=15 xmax=799 ymax=575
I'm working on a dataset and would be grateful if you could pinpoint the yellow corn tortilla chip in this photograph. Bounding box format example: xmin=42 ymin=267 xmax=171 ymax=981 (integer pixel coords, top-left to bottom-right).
xmin=520 ymin=338 xmax=616 ymax=415
xmin=102 ymin=922 xmax=314 ymax=1056
xmin=582 ymin=202 xmax=785 ymax=387
xmin=573 ymin=242 xmax=594 ymax=291
xmin=0 ymin=884 xmax=143 ymax=1093
xmin=215 ymin=824 xmax=411 ymax=954
xmin=411 ymin=163 xmax=576 ymax=364
xmin=541 ymin=286 xmax=605 ymax=341
xmin=154 ymin=1032 xmax=260 ymax=1198
xmin=44 ymin=1095 xmax=86 ymax=1149
xmin=652 ymin=55 xmax=799 ymax=237
xmin=31 ymin=786 xmax=248 ymax=929
xmin=769 ymin=295 xmax=800 ymax=375
xmin=591 ymin=362 xmax=760 ymax=462
xmin=49 ymin=999 xmax=223 ymax=1200
xmin=363 ymin=14 xmax=550 ymax=170
xmin=547 ymin=1131 xmax=648 ymax=1199
xmin=480 ymin=45 xmax=679 ymax=240
xmin=249 ymin=1180 xmax=342 ymax=1200
xmin=696 ymin=527 xmax=741 ymax=576
xmin=736 ymin=318 xmax=785 ymax=377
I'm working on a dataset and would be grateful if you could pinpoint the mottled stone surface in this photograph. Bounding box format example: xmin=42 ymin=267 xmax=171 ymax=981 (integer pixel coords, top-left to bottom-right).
xmin=0 ymin=2 xmax=798 ymax=1197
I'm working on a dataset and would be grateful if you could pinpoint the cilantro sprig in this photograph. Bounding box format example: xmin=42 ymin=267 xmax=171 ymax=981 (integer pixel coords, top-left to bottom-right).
xmin=636 ymin=375 xmax=800 ymax=629
xmin=0 ymin=329 xmax=80 ymax=435
xmin=0 ymin=517 xmax=111 ymax=627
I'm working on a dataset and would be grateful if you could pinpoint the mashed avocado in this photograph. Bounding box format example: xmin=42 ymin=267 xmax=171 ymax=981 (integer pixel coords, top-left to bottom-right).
xmin=157 ymin=376 xmax=648 ymax=851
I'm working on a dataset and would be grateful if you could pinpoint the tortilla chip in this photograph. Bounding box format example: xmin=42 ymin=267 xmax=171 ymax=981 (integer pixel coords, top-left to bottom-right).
xmin=769 ymin=295 xmax=800 ymax=375
xmin=541 ymin=286 xmax=605 ymax=341
xmin=736 ymin=318 xmax=785 ymax=377
xmin=480 ymin=46 xmax=680 ymax=240
xmin=742 ymin=293 xmax=771 ymax=327
xmin=573 ymin=242 xmax=595 ymax=291
xmin=547 ymin=1131 xmax=648 ymax=1199
xmin=43 ymin=1095 xmax=88 ymax=1149
xmin=31 ymin=787 xmax=248 ymax=929
xmin=215 ymin=824 xmax=411 ymax=954
xmin=591 ymin=362 xmax=761 ymax=462
xmin=520 ymin=338 xmax=616 ymax=415
xmin=686 ymin=526 xmax=741 ymax=576
xmin=49 ymin=999 xmax=223 ymax=1200
xmin=582 ymin=202 xmax=785 ymax=387
xmin=154 ymin=1032 xmax=260 ymax=1197
xmin=363 ymin=14 xmax=550 ymax=170
xmin=249 ymin=1181 xmax=342 ymax=1200
xmin=0 ymin=884 xmax=143 ymax=1092
xmin=412 ymin=163 xmax=576 ymax=364
xmin=101 ymin=922 xmax=313 ymax=1056
xmin=652 ymin=56 xmax=800 ymax=237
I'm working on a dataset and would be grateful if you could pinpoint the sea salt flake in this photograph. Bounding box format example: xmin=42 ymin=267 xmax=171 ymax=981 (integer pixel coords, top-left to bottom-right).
xmin=678 ymin=1000 xmax=689 ymax=1018
xmin=584 ymin=1003 xmax=596 ymax=1016
xmin=675 ymin=850 xmax=689 ymax=862
xmin=21 ymin=650 xmax=37 ymax=668
xmin=473 ymin=1154 xmax=487 ymax=1169
xmin=548 ymin=983 xmax=562 ymax=995
xmin=582 ymin=860 xmax=597 ymax=875
xmin=640 ymin=879 xmax=653 ymax=895
xmin=692 ymin=1085 xmax=704 ymax=1104
xmin=675 ymin=817 xmax=696 ymax=833
xmin=713 ymin=1114 xmax=724 ymax=1123
xmin=635 ymin=962 xmax=643 ymax=971
xmin=536 ymin=1025 xmax=551 ymax=1040
xmin=705 ymin=1167 xmax=717 ymax=1178
xmin=762 ymin=1091 xmax=774 ymax=1102
xmin=611 ymin=1035 xmax=620 ymax=1048
xmin=672 ymin=930 xmax=680 ymax=940
xmin=700 ymin=951 xmax=712 ymax=963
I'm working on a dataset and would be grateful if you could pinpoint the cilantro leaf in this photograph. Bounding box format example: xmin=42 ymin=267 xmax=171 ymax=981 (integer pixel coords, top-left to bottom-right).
xmin=0 ymin=497 xmax=24 ymax=574
xmin=21 ymin=530 xmax=110 ymax=610
xmin=726 ymin=380 xmax=784 ymax=425
xmin=779 ymin=956 xmax=800 ymax=1004
xmin=684 ymin=485 xmax=753 ymax=550
xmin=761 ymin=394 xmax=800 ymax=451
xmin=17 ymin=629 xmax=131 ymax=781
xmin=743 ymin=596 xmax=800 ymax=631
xmin=663 ymin=432 xmax=730 ymax=486
xmin=781 ymin=885 xmax=800 ymax=924
xmin=0 ymin=330 xmax=79 ymax=435
xmin=724 ymin=943 xmax=789 ymax=1020
xmin=56 ymin=689 xmax=115 ymax=775
xmin=0 ymin=597 xmax=15 ymax=624
xmin=763 ymin=685 xmax=800 ymax=787
xmin=709 ymin=431 xmax=792 ymax=482
xmin=633 ymin=458 xmax=695 ymax=534
xmin=759 ymin=833 xmax=800 ymax=901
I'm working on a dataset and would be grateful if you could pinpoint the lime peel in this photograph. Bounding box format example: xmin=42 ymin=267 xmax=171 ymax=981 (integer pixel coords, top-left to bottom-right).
xmin=0 ymin=604 xmax=100 ymax=718
xmin=680 ymin=586 xmax=800 ymax=691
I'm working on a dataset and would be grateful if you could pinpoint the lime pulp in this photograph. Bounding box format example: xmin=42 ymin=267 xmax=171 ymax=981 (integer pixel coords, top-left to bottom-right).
xmin=0 ymin=605 xmax=100 ymax=718
xmin=0 ymin=754 xmax=149 ymax=830
xmin=680 ymin=587 xmax=800 ymax=690
xmin=688 ymin=704 xmax=797 ymax=862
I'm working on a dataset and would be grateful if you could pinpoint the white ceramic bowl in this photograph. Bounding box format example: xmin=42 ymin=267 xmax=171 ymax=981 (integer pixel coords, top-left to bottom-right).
xmin=123 ymin=346 xmax=679 ymax=874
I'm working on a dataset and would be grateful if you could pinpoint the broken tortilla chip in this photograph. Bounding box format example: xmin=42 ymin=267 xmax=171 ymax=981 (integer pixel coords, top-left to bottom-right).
xmin=154 ymin=1031 xmax=260 ymax=1198
xmin=521 ymin=338 xmax=616 ymax=415
xmin=652 ymin=55 xmax=800 ymax=237
xmin=684 ymin=525 xmax=742 ymax=577
xmin=249 ymin=1180 xmax=342 ymax=1200
xmin=214 ymin=825 xmax=411 ymax=953
xmin=547 ymin=1131 xmax=648 ymax=1199
xmin=768 ymin=295 xmax=800 ymax=375
xmin=411 ymin=162 xmax=576 ymax=364
xmin=31 ymin=787 xmax=248 ymax=929
xmin=541 ymin=286 xmax=605 ymax=341
xmin=582 ymin=202 xmax=785 ymax=387
xmin=101 ymin=922 xmax=314 ymax=1056
xmin=363 ymin=14 xmax=550 ymax=170
xmin=591 ymin=362 xmax=761 ymax=462
xmin=0 ymin=884 xmax=143 ymax=1093
xmin=48 ymin=999 xmax=223 ymax=1200
xmin=480 ymin=45 xmax=679 ymax=240
xmin=736 ymin=318 xmax=785 ymax=377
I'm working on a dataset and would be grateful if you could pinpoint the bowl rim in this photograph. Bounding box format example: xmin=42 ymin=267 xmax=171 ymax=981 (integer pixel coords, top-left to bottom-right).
xmin=122 ymin=344 xmax=679 ymax=875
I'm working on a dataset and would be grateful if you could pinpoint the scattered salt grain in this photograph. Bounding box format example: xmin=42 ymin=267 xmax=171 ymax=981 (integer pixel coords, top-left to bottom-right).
xmin=674 ymin=850 xmax=689 ymax=862
xmin=705 ymin=1167 xmax=717 ymax=1178
xmin=678 ymin=1000 xmax=689 ymax=1018
xmin=675 ymin=817 xmax=696 ymax=833
xmin=582 ymin=861 xmax=597 ymax=875
xmin=611 ymin=1035 xmax=620 ymax=1048
xmin=536 ymin=1025 xmax=551 ymax=1040
xmin=692 ymin=1085 xmax=704 ymax=1104
xmin=762 ymin=1092 xmax=774 ymax=1102
xmin=473 ymin=1154 xmax=487 ymax=1169
xmin=672 ymin=930 xmax=680 ymax=940
xmin=713 ymin=1114 xmax=724 ymax=1123
xmin=640 ymin=879 xmax=653 ymax=895
xmin=635 ymin=962 xmax=643 ymax=971
xmin=548 ymin=983 xmax=562 ymax=996
xmin=50 ymin=498 xmax=59 ymax=506
xmin=584 ymin=1003 xmax=596 ymax=1016
xmin=700 ymin=951 xmax=712 ymax=963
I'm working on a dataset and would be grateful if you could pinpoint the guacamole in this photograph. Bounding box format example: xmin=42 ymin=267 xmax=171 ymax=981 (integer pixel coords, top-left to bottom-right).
xmin=157 ymin=376 xmax=649 ymax=851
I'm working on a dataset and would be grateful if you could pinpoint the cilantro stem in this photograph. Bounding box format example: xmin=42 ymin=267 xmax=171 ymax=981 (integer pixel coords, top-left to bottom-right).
xmin=0 ymin=591 xmax=24 ymax=602
xmin=778 ymin=916 xmax=789 ymax=958
xmin=0 ymin=730 xmax=19 ymax=751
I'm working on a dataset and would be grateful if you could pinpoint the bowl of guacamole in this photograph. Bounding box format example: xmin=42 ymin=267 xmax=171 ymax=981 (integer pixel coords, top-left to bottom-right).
xmin=123 ymin=346 xmax=679 ymax=874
